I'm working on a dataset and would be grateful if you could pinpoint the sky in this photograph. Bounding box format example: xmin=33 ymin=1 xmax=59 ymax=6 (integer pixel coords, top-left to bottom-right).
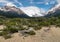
xmin=0 ymin=0 xmax=60 ymax=11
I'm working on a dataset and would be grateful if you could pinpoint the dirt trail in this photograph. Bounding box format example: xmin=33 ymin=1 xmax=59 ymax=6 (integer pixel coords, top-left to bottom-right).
xmin=0 ymin=26 xmax=60 ymax=42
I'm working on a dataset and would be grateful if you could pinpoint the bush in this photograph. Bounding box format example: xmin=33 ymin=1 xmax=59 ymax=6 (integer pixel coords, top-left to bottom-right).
xmin=34 ymin=26 xmax=42 ymax=30
xmin=3 ymin=27 xmax=18 ymax=33
xmin=0 ymin=31 xmax=9 ymax=37
xmin=0 ymin=22 xmax=3 ymax=25
xmin=3 ymin=34 xmax=12 ymax=39
xmin=18 ymin=27 xmax=26 ymax=30
xmin=56 ymin=23 xmax=60 ymax=27
xmin=25 ymin=31 xmax=36 ymax=35
xmin=8 ymin=28 xmax=18 ymax=33
xmin=0 ymin=32 xmax=3 ymax=36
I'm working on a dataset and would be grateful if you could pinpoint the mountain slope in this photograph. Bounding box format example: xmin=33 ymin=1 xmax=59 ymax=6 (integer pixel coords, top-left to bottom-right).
xmin=20 ymin=6 xmax=45 ymax=17
xmin=46 ymin=4 xmax=60 ymax=17
xmin=0 ymin=6 xmax=46 ymax=17
xmin=0 ymin=6 xmax=29 ymax=18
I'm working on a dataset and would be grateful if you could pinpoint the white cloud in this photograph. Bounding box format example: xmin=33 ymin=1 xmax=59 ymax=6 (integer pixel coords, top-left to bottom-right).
xmin=32 ymin=0 xmax=49 ymax=5
xmin=50 ymin=1 xmax=55 ymax=4
xmin=45 ymin=2 xmax=49 ymax=5
xmin=35 ymin=0 xmax=55 ymax=5
xmin=29 ymin=0 xmax=44 ymax=5
xmin=36 ymin=2 xmax=44 ymax=4
xmin=0 ymin=0 xmax=9 ymax=6
xmin=44 ymin=0 xmax=56 ymax=5
xmin=14 ymin=0 xmax=23 ymax=7
xmin=30 ymin=0 xmax=34 ymax=4
xmin=0 ymin=0 xmax=8 ymax=3
xmin=0 ymin=0 xmax=17 ymax=7
xmin=6 ymin=2 xmax=16 ymax=7
xmin=57 ymin=0 xmax=60 ymax=3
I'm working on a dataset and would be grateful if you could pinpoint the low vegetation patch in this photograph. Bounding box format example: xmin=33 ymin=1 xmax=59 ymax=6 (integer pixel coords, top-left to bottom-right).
xmin=0 ymin=15 xmax=60 ymax=39
xmin=24 ymin=31 xmax=36 ymax=35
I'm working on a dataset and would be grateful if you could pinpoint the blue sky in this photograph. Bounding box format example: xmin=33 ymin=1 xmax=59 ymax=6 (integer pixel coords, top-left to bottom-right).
xmin=0 ymin=0 xmax=59 ymax=11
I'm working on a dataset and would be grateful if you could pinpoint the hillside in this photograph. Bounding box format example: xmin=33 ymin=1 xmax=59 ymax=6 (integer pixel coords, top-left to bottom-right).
xmin=45 ymin=4 xmax=60 ymax=17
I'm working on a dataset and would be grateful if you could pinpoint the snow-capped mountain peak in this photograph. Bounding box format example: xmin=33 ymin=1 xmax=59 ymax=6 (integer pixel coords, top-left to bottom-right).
xmin=0 ymin=6 xmax=46 ymax=17
xmin=47 ymin=4 xmax=60 ymax=13
xmin=45 ymin=4 xmax=60 ymax=17
xmin=20 ymin=6 xmax=45 ymax=17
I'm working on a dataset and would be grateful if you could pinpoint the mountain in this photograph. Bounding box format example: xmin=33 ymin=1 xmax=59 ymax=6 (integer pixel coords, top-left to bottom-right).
xmin=0 ymin=6 xmax=29 ymax=18
xmin=20 ymin=6 xmax=45 ymax=17
xmin=46 ymin=4 xmax=60 ymax=17
xmin=0 ymin=6 xmax=45 ymax=18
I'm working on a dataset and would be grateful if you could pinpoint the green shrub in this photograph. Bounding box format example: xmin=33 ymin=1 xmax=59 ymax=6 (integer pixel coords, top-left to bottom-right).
xmin=56 ymin=23 xmax=60 ymax=27
xmin=3 ymin=27 xmax=18 ymax=33
xmin=0 ymin=32 xmax=3 ymax=36
xmin=8 ymin=28 xmax=18 ymax=33
xmin=0 ymin=22 xmax=3 ymax=25
xmin=34 ymin=26 xmax=42 ymax=30
xmin=3 ymin=34 xmax=12 ymax=39
xmin=25 ymin=31 xmax=36 ymax=35
xmin=18 ymin=27 xmax=26 ymax=30
xmin=0 ymin=31 xmax=8 ymax=36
